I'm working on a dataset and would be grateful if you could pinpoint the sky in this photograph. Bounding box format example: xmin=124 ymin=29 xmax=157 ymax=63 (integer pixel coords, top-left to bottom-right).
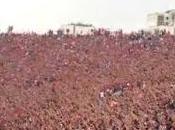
xmin=0 ymin=0 xmax=174 ymax=33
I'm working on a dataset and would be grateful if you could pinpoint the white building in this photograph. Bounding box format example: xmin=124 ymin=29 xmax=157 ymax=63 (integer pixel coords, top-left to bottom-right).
xmin=60 ymin=23 xmax=95 ymax=36
xmin=147 ymin=10 xmax=175 ymax=35
xmin=147 ymin=13 xmax=164 ymax=27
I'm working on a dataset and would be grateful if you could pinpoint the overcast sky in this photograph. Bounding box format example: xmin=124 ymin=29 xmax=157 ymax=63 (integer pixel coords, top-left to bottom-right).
xmin=0 ymin=0 xmax=174 ymax=33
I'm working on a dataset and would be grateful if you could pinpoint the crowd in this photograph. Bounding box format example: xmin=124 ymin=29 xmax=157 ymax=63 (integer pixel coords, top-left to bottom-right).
xmin=0 ymin=30 xmax=175 ymax=129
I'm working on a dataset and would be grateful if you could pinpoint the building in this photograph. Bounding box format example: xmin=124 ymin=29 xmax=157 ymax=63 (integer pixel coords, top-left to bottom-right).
xmin=60 ymin=23 xmax=95 ymax=36
xmin=147 ymin=13 xmax=164 ymax=27
xmin=147 ymin=9 xmax=175 ymax=35
xmin=164 ymin=10 xmax=175 ymax=26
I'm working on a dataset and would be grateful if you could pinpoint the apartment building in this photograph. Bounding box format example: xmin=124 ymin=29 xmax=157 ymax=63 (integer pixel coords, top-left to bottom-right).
xmin=147 ymin=10 xmax=175 ymax=35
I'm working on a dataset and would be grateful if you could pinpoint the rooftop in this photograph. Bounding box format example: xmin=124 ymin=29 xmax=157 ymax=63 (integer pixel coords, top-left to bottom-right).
xmin=165 ymin=9 xmax=175 ymax=14
xmin=69 ymin=23 xmax=93 ymax=27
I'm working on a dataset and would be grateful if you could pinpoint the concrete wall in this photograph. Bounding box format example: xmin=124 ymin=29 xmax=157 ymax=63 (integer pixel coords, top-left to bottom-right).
xmin=60 ymin=25 xmax=75 ymax=35
xmin=148 ymin=26 xmax=175 ymax=35
xmin=74 ymin=26 xmax=95 ymax=35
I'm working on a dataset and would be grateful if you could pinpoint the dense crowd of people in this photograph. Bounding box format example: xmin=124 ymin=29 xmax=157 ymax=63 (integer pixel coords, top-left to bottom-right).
xmin=0 ymin=30 xmax=175 ymax=129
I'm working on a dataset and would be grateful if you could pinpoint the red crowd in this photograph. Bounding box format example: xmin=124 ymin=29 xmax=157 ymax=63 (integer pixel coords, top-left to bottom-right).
xmin=0 ymin=30 xmax=175 ymax=129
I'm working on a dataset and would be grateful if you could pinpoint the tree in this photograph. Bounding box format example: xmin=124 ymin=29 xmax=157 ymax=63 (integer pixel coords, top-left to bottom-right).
xmin=57 ymin=29 xmax=63 ymax=37
xmin=47 ymin=29 xmax=54 ymax=37
xmin=7 ymin=26 xmax=13 ymax=34
xmin=66 ymin=29 xmax=70 ymax=35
